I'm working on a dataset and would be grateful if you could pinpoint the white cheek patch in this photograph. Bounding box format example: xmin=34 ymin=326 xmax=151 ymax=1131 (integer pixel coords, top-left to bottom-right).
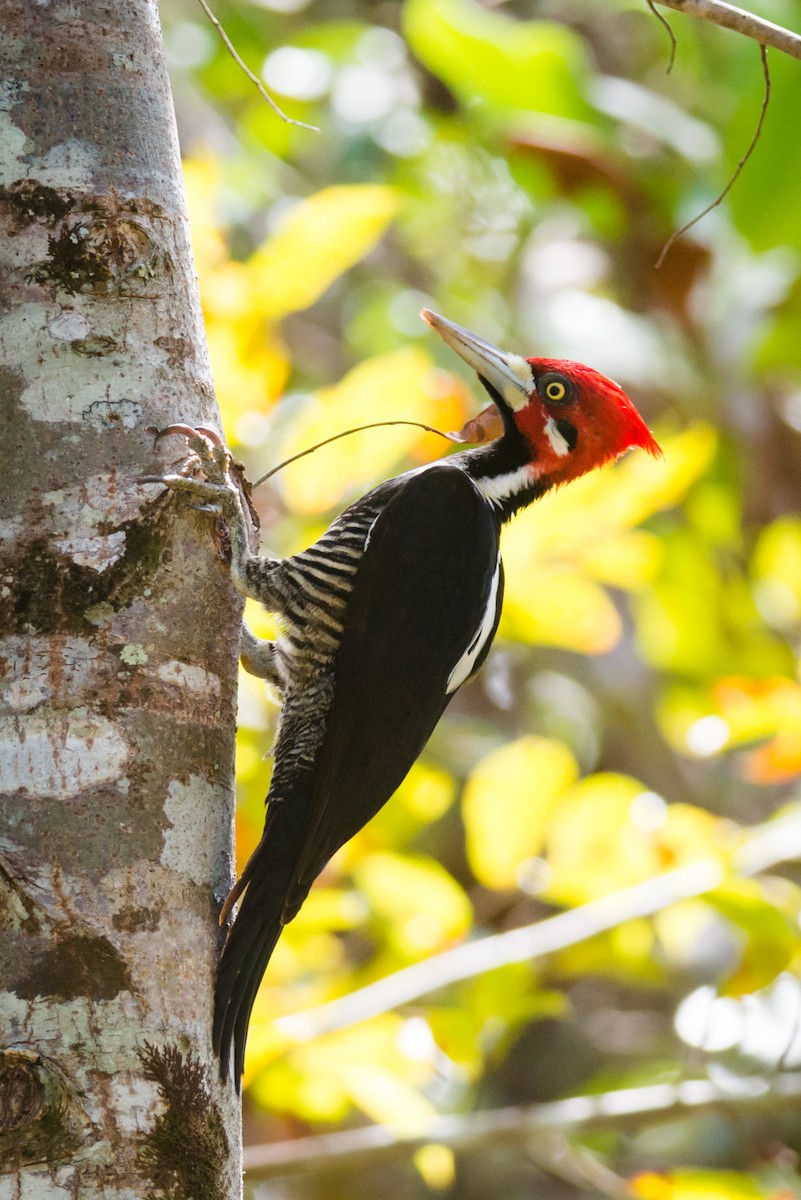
xmin=501 ymin=354 xmax=535 ymax=412
xmin=544 ymin=416 xmax=571 ymax=457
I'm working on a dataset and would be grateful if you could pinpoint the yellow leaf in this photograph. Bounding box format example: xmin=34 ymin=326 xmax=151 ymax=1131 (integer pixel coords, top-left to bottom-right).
xmin=630 ymin=1169 xmax=770 ymax=1200
xmin=544 ymin=776 xmax=724 ymax=905
xmin=242 ymin=597 xmax=280 ymax=641
xmin=182 ymin=157 xmax=292 ymax=424
xmin=714 ymin=676 xmax=801 ymax=743
xmin=248 ymin=184 xmax=399 ymax=320
xmin=354 ymin=851 xmax=472 ymax=955
xmin=575 ymin=422 xmax=717 ymax=533
xmin=280 ymin=349 xmax=467 ymax=513
xmin=583 ymin=530 xmax=663 ymax=589
xmin=251 ymin=1016 xmax=438 ymax=1125
xmin=501 ymin=423 xmax=715 ymax=569
xmin=553 ymin=919 xmax=662 ymax=984
xmin=463 ymin=736 xmax=579 ymax=888
xmin=414 ymin=1145 xmax=456 ymax=1191
xmin=500 ymin=567 xmax=622 ymax=653
xmin=707 ymin=877 xmax=800 ymax=994
xmin=496 ymin=427 xmax=714 ymax=652
xmin=397 ymin=762 xmax=455 ymax=823
xmin=655 ymin=899 xmax=724 ymax=971
xmin=292 ymin=887 xmax=366 ymax=933
xmin=345 ymin=1064 xmax=437 ymax=1132
xmin=183 ymin=156 xmax=228 ymax=274
xmin=361 ymin=761 xmax=457 ymax=849
xmin=752 ymin=514 xmax=801 ymax=627
xmin=744 ymin=735 xmax=801 ymax=783
xmin=201 ymin=260 xmax=254 ymax=322
xmin=711 ymin=676 xmax=801 ymax=783
xmin=207 ymin=321 xmax=290 ymax=421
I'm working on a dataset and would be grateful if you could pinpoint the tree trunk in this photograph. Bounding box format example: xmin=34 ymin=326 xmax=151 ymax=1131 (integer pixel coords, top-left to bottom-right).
xmin=0 ymin=1 xmax=243 ymax=1195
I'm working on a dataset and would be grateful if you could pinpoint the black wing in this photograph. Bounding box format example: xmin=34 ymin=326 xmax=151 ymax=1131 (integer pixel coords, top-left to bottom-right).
xmin=214 ymin=464 xmax=502 ymax=1080
xmin=286 ymin=463 xmax=502 ymax=905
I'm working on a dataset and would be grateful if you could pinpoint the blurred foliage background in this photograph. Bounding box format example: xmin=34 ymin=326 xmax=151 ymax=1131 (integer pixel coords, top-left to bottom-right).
xmin=161 ymin=0 xmax=801 ymax=1195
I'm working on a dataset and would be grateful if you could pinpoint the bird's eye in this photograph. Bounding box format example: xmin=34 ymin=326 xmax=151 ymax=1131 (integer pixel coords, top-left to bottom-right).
xmin=540 ymin=374 xmax=573 ymax=404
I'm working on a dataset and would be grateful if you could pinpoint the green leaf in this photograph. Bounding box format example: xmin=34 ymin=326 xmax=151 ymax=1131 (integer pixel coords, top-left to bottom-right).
xmin=403 ymin=0 xmax=591 ymax=120
xmin=430 ymin=963 xmax=566 ymax=1071
xmin=706 ymin=878 xmax=800 ymax=994
xmin=728 ymin=50 xmax=801 ymax=254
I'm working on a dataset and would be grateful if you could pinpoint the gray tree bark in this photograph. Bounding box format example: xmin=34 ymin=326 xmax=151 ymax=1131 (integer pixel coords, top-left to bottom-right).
xmin=0 ymin=1 xmax=243 ymax=1196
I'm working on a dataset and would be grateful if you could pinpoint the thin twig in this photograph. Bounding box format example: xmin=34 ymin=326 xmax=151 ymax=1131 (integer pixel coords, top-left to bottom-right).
xmin=656 ymin=43 xmax=770 ymax=267
xmin=242 ymin=1072 xmax=801 ymax=1178
xmin=194 ymin=0 xmax=320 ymax=133
xmin=654 ymin=0 xmax=801 ymax=60
xmin=273 ymin=808 xmax=801 ymax=1042
xmin=252 ymin=421 xmax=454 ymax=489
xmin=646 ymin=0 xmax=678 ymax=72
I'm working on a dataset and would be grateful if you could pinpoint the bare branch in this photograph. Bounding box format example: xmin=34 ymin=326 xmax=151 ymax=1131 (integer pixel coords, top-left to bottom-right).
xmin=195 ymin=0 xmax=320 ymax=133
xmin=657 ymin=44 xmax=770 ymax=267
xmin=274 ymin=808 xmax=801 ymax=1042
xmin=524 ymin=1131 xmax=628 ymax=1200
xmin=654 ymin=0 xmax=801 ymax=60
xmin=242 ymin=1073 xmax=801 ymax=1179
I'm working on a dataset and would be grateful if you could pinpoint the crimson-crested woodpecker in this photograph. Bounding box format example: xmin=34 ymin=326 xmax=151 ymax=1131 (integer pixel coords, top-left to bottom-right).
xmin=152 ymin=311 xmax=660 ymax=1084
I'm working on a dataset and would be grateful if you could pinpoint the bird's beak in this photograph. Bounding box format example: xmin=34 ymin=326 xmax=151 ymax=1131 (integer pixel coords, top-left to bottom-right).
xmin=421 ymin=309 xmax=532 ymax=415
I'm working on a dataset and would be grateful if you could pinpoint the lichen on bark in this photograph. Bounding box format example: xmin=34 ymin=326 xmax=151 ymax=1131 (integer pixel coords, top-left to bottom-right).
xmin=0 ymin=0 xmax=243 ymax=1193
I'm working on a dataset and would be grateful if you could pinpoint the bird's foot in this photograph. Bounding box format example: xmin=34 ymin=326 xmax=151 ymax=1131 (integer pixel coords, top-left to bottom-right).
xmin=140 ymin=424 xmax=243 ymax=512
xmin=240 ymin=622 xmax=284 ymax=701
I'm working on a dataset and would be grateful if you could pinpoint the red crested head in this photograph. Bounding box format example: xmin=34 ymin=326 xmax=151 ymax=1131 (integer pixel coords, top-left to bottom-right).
xmin=516 ymin=356 xmax=662 ymax=486
xmin=422 ymin=310 xmax=661 ymax=488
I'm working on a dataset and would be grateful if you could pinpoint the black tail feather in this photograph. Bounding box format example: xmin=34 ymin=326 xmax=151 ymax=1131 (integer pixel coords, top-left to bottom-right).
xmin=213 ymin=798 xmax=314 ymax=1087
xmin=213 ymin=853 xmax=289 ymax=1086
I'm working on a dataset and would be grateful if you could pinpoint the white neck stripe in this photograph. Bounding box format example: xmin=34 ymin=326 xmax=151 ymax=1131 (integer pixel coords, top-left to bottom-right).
xmin=470 ymin=462 xmax=540 ymax=506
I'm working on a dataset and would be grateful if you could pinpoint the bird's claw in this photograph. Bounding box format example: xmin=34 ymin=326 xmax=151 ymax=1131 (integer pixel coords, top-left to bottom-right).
xmin=144 ymin=423 xmax=244 ymax=513
xmin=155 ymin=422 xmax=225 ymax=452
xmin=155 ymin=423 xmax=232 ymax=484
xmin=154 ymin=423 xmax=204 ymax=446
xmin=143 ymin=424 xmax=259 ymax=552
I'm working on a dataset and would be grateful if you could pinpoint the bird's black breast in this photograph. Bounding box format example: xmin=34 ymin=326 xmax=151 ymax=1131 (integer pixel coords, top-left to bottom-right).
xmin=283 ymin=462 xmax=503 ymax=911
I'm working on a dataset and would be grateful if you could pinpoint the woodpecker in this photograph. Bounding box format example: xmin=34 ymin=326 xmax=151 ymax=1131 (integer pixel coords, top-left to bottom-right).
xmin=151 ymin=311 xmax=660 ymax=1084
